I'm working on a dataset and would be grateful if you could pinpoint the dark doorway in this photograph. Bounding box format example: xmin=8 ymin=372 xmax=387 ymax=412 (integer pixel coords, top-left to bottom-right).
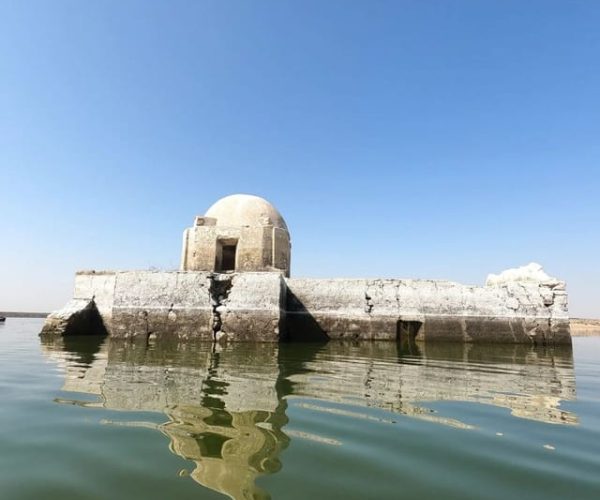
xmin=396 ymin=320 xmax=422 ymax=343
xmin=216 ymin=240 xmax=237 ymax=272
xmin=221 ymin=244 xmax=236 ymax=271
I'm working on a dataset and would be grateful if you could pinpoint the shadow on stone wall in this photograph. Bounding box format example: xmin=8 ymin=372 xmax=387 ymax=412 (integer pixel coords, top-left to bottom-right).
xmin=40 ymin=299 xmax=109 ymax=337
xmin=284 ymin=289 xmax=330 ymax=341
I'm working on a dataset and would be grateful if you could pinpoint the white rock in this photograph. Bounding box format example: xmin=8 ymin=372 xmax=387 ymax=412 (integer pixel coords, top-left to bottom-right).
xmin=485 ymin=263 xmax=558 ymax=286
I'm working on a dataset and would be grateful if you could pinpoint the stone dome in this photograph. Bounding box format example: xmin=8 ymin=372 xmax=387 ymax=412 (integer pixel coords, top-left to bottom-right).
xmin=205 ymin=194 xmax=288 ymax=230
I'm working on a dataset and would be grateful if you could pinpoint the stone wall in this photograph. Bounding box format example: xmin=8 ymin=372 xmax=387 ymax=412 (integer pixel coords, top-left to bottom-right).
xmin=220 ymin=272 xmax=286 ymax=342
xmin=285 ymin=278 xmax=570 ymax=344
xmin=73 ymin=271 xmax=116 ymax=319
xmin=52 ymin=270 xmax=286 ymax=341
xmin=181 ymin=224 xmax=291 ymax=276
xmin=111 ymin=271 xmax=213 ymax=340
xmin=42 ymin=271 xmax=571 ymax=344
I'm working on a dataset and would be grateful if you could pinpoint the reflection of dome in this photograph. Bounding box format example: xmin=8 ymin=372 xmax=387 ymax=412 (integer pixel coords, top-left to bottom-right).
xmin=205 ymin=194 xmax=288 ymax=230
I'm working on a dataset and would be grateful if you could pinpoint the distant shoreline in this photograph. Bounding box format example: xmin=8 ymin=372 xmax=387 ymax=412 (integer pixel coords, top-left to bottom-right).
xmin=570 ymin=318 xmax=600 ymax=337
xmin=2 ymin=312 xmax=599 ymax=335
xmin=0 ymin=312 xmax=49 ymax=318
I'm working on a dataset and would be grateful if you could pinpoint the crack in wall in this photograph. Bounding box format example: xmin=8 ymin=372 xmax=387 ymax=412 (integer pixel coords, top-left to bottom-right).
xmin=394 ymin=282 xmax=401 ymax=316
xmin=364 ymin=291 xmax=374 ymax=314
xmin=208 ymin=274 xmax=234 ymax=342
xmin=48 ymin=272 xmax=573 ymax=345
xmin=141 ymin=310 xmax=151 ymax=342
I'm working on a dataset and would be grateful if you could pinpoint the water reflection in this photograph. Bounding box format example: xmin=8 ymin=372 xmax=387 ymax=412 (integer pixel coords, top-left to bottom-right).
xmin=41 ymin=338 xmax=577 ymax=499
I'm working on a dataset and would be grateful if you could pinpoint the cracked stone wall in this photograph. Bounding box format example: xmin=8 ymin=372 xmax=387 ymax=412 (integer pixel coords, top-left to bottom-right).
xmin=285 ymin=278 xmax=570 ymax=344
xmin=61 ymin=270 xmax=286 ymax=341
xmin=219 ymin=272 xmax=286 ymax=342
xmin=44 ymin=271 xmax=570 ymax=344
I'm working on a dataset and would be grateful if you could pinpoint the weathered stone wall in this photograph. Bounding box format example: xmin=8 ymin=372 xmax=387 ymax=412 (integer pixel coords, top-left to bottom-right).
xmin=41 ymin=271 xmax=117 ymax=336
xmin=40 ymin=298 xmax=108 ymax=337
xmin=219 ymin=272 xmax=286 ymax=342
xmin=273 ymin=227 xmax=291 ymax=274
xmin=43 ymin=271 xmax=570 ymax=344
xmin=73 ymin=271 xmax=116 ymax=319
xmin=56 ymin=270 xmax=286 ymax=341
xmin=182 ymin=225 xmax=238 ymax=272
xmin=285 ymin=278 xmax=570 ymax=344
xmin=111 ymin=271 xmax=213 ymax=340
xmin=181 ymin=225 xmax=291 ymax=276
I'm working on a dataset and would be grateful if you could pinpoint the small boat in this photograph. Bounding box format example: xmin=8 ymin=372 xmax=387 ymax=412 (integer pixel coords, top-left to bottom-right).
xmin=0 ymin=316 xmax=6 ymax=322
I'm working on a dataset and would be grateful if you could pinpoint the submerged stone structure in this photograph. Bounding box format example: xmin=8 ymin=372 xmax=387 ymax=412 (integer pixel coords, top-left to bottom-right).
xmin=42 ymin=194 xmax=571 ymax=344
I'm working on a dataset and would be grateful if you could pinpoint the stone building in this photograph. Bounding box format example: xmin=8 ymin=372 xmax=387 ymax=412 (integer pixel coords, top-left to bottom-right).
xmin=180 ymin=194 xmax=291 ymax=277
xmin=42 ymin=193 xmax=572 ymax=345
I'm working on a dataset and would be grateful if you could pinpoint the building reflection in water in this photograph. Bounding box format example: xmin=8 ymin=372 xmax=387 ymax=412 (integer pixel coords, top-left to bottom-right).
xmin=41 ymin=337 xmax=578 ymax=499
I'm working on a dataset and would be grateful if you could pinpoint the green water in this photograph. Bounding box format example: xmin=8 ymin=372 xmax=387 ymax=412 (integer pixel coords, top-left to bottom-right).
xmin=1 ymin=318 xmax=599 ymax=500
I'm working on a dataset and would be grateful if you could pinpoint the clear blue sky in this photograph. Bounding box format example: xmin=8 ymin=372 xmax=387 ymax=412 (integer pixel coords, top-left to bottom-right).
xmin=1 ymin=1 xmax=599 ymax=316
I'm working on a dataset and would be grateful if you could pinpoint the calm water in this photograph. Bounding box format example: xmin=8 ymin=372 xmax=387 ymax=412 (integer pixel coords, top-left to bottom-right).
xmin=1 ymin=319 xmax=599 ymax=500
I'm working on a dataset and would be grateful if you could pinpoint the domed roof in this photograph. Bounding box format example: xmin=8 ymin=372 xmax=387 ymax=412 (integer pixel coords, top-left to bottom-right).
xmin=205 ymin=194 xmax=288 ymax=231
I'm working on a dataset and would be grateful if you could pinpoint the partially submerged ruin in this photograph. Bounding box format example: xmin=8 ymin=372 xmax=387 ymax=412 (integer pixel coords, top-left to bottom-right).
xmin=42 ymin=194 xmax=571 ymax=344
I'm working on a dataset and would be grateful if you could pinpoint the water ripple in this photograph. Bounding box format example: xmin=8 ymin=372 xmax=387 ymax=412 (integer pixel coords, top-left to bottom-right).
xmin=0 ymin=319 xmax=599 ymax=499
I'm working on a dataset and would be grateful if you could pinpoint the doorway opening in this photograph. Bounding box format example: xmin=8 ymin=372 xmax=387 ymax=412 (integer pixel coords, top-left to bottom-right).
xmin=215 ymin=239 xmax=238 ymax=272
xmin=396 ymin=320 xmax=422 ymax=342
